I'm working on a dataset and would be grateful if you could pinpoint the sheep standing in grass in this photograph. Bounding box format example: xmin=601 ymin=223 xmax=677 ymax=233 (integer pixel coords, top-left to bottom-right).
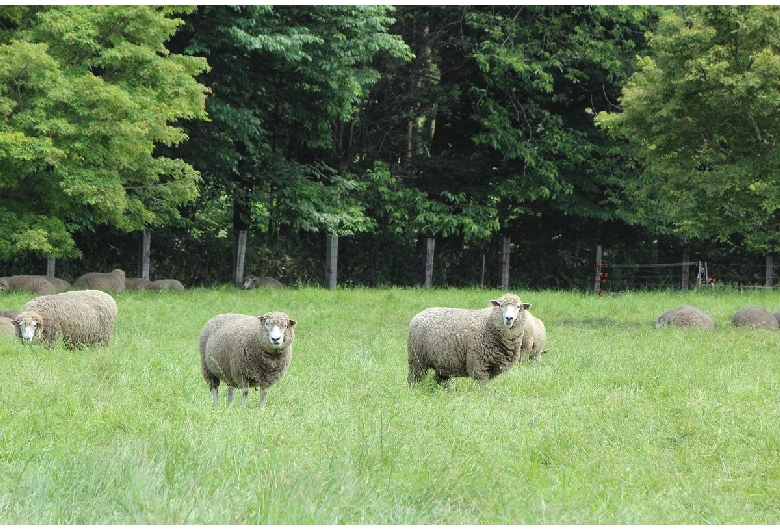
xmin=407 ymin=293 xmax=536 ymax=389
xmin=242 ymin=275 xmax=283 ymax=290
xmin=200 ymin=311 xmax=297 ymax=408
xmin=73 ymin=269 xmax=126 ymax=291
xmin=0 ymin=275 xmax=56 ymax=295
xmin=732 ymin=307 xmax=778 ymax=330
xmin=656 ymin=305 xmax=715 ymax=330
xmin=12 ymin=290 xmax=118 ymax=348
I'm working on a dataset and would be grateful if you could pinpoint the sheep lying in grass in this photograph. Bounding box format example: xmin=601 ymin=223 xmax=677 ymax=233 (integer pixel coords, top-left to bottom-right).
xmin=407 ymin=293 xmax=535 ymax=389
xmin=34 ymin=275 xmax=71 ymax=292
xmin=0 ymin=316 xmax=16 ymax=336
xmin=200 ymin=311 xmax=297 ymax=408
xmin=146 ymin=279 xmax=185 ymax=291
xmin=13 ymin=290 xmax=118 ymax=348
xmin=656 ymin=305 xmax=715 ymax=330
xmin=0 ymin=309 xmax=20 ymax=319
xmin=732 ymin=307 xmax=778 ymax=330
xmin=0 ymin=275 xmax=56 ymax=295
xmin=125 ymin=278 xmax=152 ymax=291
xmin=242 ymin=275 xmax=283 ymax=290
xmin=73 ymin=268 xmax=126 ymax=291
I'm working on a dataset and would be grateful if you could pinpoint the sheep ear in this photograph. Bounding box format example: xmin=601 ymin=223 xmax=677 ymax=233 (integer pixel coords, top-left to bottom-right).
xmin=288 ymin=319 xmax=297 ymax=327
xmin=490 ymin=300 xmax=500 ymax=307
xmin=521 ymin=303 xmax=532 ymax=310
xmin=257 ymin=316 xmax=266 ymax=324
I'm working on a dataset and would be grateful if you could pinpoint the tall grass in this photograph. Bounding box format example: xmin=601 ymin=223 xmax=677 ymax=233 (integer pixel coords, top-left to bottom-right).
xmin=1 ymin=286 xmax=780 ymax=523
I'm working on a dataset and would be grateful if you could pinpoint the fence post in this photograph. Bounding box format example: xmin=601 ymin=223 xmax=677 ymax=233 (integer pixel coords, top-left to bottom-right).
xmin=423 ymin=237 xmax=435 ymax=288
xmin=500 ymin=237 xmax=510 ymax=291
xmin=766 ymin=255 xmax=774 ymax=288
xmin=681 ymin=251 xmax=689 ymax=291
xmin=594 ymin=245 xmax=603 ymax=293
xmin=138 ymin=230 xmax=151 ymax=280
xmin=325 ymin=233 xmax=338 ymax=290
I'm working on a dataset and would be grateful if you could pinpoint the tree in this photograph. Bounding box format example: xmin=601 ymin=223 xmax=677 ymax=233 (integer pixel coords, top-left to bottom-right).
xmin=596 ymin=6 xmax=780 ymax=254
xmin=0 ymin=6 xmax=209 ymax=261
xmin=172 ymin=6 xmax=411 ymax=284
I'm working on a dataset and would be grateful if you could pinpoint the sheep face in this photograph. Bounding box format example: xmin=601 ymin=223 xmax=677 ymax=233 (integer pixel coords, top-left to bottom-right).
xmin=13 ymin=314 xmax=42 ymax=343
xmin=258 ymin=313 xmax=297 ymax=349
xmin=242 ymin=276 xmax=256 ymax=289
xmin=490 ymin=296 xmax=531 ymax=328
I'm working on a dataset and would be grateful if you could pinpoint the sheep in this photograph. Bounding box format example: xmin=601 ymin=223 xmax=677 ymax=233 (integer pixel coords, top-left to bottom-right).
xmin=407 ymin=293 xmax=536 ymax=389
xmin=34 ymin=275 xmax=71 ymax=292
xmin=520 ymin=309 xmax=547 ymax=362
xmin=0 ymin=275 xmax=56 ymax=295
xmin=656 ymin=305 xmax=715 ymax=330
xmin=12 ymin=289 xmax=118 ymax=348
xmin=242 ymin=275 xmax=283 ymax=290
xmin=0 ymin=316 xmax=16 ymax=336
xmin=146 ymin=279 xmax=185 ymax=291
xmin=200 ymin=311 xmax=297 ymax=408
xmin=732 ymin=307 xmax=779 ymax=330
xmin=73 ymin=269 xmax=126 ymax=291
xmin=124 ymin=277 xmax=152 ymax=291
xmin=0 ymin=309 xmax=20 ymax=319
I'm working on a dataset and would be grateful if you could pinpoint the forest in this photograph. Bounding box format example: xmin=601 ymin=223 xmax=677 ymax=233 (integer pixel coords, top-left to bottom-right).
xmin=2 ymin=5 xmax=780 ymax=290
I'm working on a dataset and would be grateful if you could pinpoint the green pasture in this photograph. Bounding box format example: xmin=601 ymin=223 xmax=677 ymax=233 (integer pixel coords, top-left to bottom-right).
xmin=1 ymin=286 xmax=780 ymax=524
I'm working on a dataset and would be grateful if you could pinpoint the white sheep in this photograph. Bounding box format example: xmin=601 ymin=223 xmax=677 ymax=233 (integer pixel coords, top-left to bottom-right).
xmin=73 ymin=268 xmax=126 ymax=291
xmin=0 ymin=275 xmax=56 ymax=295
xmin=34 ymin=275 xmax=71 ymax=292
xmin=13 ymin=290 xmax=118 ymax=348
xmin=124 ymin=277 xmax=152 ymax=291
xmin=242 ymin=275 xmax=283 ymax=290
xmin=407 ymin=293 xmax=537 ymax=389
xmin=146 ymin=279 xmax=185 ymax=291
xmin=732 ymin=307 xmax=778 ymax=330
xmin=656 ymin=305 xmax=715 ymax=329
xmin=199 ymin=311 xmax=297 ymax=408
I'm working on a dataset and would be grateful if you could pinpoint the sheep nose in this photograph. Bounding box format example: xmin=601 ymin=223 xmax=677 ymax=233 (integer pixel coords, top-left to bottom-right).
xmin=504 ymin=316 xmax=514 ymax=325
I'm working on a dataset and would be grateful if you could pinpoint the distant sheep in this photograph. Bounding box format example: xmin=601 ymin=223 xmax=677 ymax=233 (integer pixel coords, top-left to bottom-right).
xmin=125 ymin=278 xmax=152 ymax=291
xmin=0 ymin=309 xmax=20 ymax=319
xmin=13 ymin=290 xmax=118 ymax=348
xmin=34 ymin=275 xmax=71 ymax=292
xmin=73 ymin=269 xmax=126 ymax=291
xmin=200 ymin=311 xmax=297 ymax=408
xmin=242 ymin=275 xmax=283 ymax=290
xmin=407 ymin=293 xmax=535 ymax=389
xmin=0 ymin=316 xmax=16 ymax=336
xmin=732 ymin=307 xmax=778 ymax=330
xmin=0 ymin=275 xmax=56 ymax=295
xmin=656 ymin=305 xmax=715 ymax=330
xmin=146 ymin=279 xmax=185 ymax=291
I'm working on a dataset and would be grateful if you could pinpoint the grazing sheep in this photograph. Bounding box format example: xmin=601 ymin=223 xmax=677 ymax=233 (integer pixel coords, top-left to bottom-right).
xmin=125 ymin=277 xmax=152 ymax=291
xmin=732 ymin=307 xmax=778 ymax=330
xmin=407 ymin=293 xmax=534 ymax=389
xmin=0 ymin=316 xmax=16 ymax=336
xmin=146 ymin=279 xmax=185 ymax=291
xmin=200 ymin=311 xmax=297 ymax=408
xmin=13 ymin=290 xmax=118 ymax=348
xmin=0 ymin=275 xmax=56 ymax=295
xmin=656 ymin=305 xmax=715 ymax=330
xmin=34 ymin=275 xmax=71 ymax=292
xmin=73 ymin=268 xmax=126 ymax=291
xmin=242 ymin=275 xmax=283 ymax=290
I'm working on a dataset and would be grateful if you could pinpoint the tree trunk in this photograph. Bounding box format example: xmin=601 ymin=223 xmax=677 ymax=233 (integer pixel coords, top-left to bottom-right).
xmin=232 ymin=199 xmax=250 ymax=286
xmin=138 ymin=230 xmax=151 ymax=280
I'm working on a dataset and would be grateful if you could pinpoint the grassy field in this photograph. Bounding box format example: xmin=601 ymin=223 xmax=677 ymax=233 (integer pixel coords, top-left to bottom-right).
xmin=1 ymin=286 xmax=780 ymax=523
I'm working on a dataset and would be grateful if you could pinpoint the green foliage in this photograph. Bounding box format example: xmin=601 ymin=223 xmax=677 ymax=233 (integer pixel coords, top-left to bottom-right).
xmin=2 ymin=288 xmax=780 ymax=523
xmin=596 ymin=6 xmax=780 ymax=253
xmin=0 ymin=6 xmax=208 ymax=260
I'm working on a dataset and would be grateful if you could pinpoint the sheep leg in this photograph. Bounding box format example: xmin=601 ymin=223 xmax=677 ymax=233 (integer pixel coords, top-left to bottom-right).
xmin=211 ymin=387 xmax=220 ymax=406
xmin=259 ymin=389 xmax=268 ymax=409
xmin=241 ymin=388 xmax=249 ymax=407
xmin=227 ymin=387 xmax=235 ymax=405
